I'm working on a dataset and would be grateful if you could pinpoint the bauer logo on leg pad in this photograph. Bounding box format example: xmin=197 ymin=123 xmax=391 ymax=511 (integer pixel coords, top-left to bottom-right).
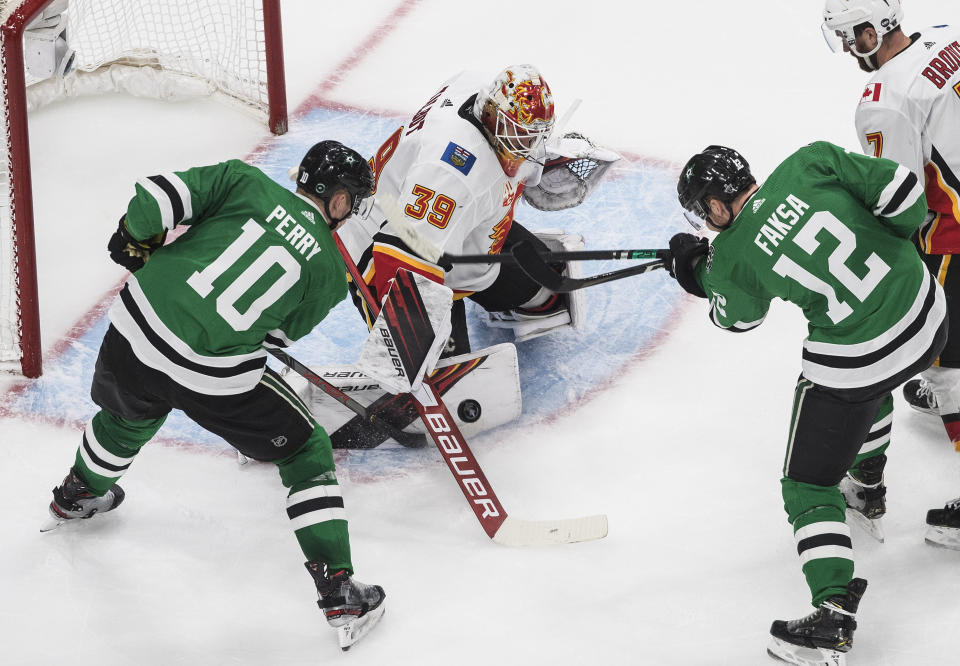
xmin=356 ymin=270 xmax=453 ymax=394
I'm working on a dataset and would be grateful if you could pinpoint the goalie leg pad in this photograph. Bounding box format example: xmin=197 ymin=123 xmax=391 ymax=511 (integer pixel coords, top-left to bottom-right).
xmin=283 ymin=343 xmax=522 ymax=447
xmin=480 ymin=230 xmax=586 ymax=342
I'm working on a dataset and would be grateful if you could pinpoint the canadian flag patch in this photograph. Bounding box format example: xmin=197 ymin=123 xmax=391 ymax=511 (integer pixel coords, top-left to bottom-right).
xmin=860 ymin=82 xmax=882 ymax=104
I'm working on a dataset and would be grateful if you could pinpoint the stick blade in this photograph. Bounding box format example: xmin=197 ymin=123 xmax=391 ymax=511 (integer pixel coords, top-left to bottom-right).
xmin=511 ymin=241 xmax=565 ymax=291
xmin=492 ymin=514 xmax=608 ymax=546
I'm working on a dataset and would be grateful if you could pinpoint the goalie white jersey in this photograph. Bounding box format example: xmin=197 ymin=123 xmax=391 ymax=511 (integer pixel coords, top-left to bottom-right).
xmin=854 ymin=25 xmax=960 ymax=253
xmin=338 ymin=70 xmax=542 ymax=303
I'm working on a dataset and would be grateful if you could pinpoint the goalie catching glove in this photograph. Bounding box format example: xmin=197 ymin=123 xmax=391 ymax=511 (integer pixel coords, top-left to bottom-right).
xmin=665 ymin=233 xmax=709 ymax=298
xmin=522 ymin=132 xmax=621 ymax=211
xmin=107 ymin=215 xmax=167 ymax=272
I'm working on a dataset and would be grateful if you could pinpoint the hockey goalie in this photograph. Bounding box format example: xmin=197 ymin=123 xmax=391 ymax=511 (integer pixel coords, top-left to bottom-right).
xmin=290 ymin=64 xmax=621 ymax=449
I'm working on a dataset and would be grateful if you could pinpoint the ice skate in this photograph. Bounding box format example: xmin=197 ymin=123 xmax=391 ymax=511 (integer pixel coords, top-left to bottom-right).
xmin=41 ymin=469 xmax=125 ymax=532
xmin=902 ymin=378 xmax=938 ymax=415
xmin=767 ymin=578 xmax=867 ymax=666
xmin=839 ymin=454 xmax=886 ymax=542
xmin=305 ymin=562 xmax=386 ymax=651
xmin=925 ymin=498 xmax=960 ymax=549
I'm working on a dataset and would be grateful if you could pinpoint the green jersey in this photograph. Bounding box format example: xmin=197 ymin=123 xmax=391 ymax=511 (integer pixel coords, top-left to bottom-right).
xmin=696 ymin=141 xmax=945 ymax=389
xmin=108 ymin=159 xmax=347 ymax=396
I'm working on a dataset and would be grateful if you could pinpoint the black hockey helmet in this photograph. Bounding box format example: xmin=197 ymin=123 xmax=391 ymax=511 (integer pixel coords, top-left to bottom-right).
xmin=677 ymin=145 xmax=755 ymax=228
xmin=297 ymin=140 xmax=375 ymax=219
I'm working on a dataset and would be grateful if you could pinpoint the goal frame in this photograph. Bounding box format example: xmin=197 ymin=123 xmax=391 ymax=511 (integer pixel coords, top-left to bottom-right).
xmin=0 ymin=0 xmax=288 ymax=378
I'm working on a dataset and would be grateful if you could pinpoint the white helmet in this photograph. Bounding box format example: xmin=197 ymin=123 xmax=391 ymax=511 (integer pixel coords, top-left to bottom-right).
xmin=822 ymin=0 xmax=903 ymax=58
xmin=472 ymin=65 xmax=555 ymax=175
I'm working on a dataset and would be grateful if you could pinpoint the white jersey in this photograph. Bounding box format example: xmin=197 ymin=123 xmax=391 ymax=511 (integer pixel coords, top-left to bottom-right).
xmin=338 ymin=71 xmax=541 ymax=303
xmin=854 ymin=25 xmax=960 ymax=253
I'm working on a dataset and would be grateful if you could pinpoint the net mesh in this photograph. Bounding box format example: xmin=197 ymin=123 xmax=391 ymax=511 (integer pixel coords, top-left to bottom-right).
xmin=1 ymin=27 xmax=19 ymax=366
xmin=29 ymin=0 xmax=269 ymax=113
xmin=0 ymin=0 xmax=271 ymax=368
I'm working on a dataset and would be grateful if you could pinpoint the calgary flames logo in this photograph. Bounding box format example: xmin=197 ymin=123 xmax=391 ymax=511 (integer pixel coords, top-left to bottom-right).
xmin=488 ymin=214 xmax=512 ymax=255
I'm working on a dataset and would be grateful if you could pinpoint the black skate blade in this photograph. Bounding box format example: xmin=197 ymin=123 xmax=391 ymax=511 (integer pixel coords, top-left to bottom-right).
xmin=767 ymin=637 xmax=846 ymax=666
xmin=337 ymin=604 xmax=385 ymax=651
xmin=845 ymin=508 xmax=885 ymax=543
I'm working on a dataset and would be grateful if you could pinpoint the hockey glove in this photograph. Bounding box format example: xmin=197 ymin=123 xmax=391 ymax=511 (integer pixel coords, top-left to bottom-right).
xmin=523 ymin=132 xmax=621 ymax=211
xmin=107 ymin=216 xmax=167 ymax=272
xmin=665 ymin=233 xmax=709 ymax=298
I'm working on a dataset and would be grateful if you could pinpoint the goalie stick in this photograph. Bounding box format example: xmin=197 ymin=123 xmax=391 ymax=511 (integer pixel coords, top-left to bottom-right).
xmin=266 ymin=347 xmax=427 ymax=449
xmin=333 ymin=235 xmax=608 ymax=546
xmin=511 ymin=241 xmax=666 ymax=293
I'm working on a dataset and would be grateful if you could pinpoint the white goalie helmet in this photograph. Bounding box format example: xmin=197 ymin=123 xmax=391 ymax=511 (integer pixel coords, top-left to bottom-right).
xmin=473 ymin=65 xmax=555 ymax=176
xmin=822 ymin=0 xmax=903 ymax=58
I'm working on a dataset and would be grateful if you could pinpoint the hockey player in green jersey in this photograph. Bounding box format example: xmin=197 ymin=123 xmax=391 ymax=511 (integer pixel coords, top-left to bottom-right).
xmin=671 ymin=143 xmax=946 ymax=666
xmin=43 ymin=140 xmax=386 ymax=651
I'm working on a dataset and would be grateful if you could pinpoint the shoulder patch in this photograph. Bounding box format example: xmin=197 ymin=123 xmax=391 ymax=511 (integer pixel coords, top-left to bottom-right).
xmin=859 ymin=82 xmax=882 ymax=105
xmin=441 ymin=142 xmax=476 ymax=175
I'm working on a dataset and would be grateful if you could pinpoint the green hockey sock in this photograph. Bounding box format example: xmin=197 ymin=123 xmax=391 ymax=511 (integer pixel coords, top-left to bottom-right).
xmin=781 ymin=478 xmax=854 ymax=607
xmin=73 ymin=410 xmax=165 ymax=495
xmin=276 ymin=426 xmax=353 ymax=572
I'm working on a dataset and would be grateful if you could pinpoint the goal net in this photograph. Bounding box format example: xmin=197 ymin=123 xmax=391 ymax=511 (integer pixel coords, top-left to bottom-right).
xmin=0 ymin=0 xmax=287 ymax=377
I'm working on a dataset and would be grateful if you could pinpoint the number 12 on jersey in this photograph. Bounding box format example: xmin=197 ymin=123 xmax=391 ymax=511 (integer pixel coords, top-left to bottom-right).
xmin=772 ymin=211 xmax=890 ymax=324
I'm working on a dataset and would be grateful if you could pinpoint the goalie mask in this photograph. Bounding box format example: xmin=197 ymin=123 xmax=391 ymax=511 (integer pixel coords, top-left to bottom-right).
xmin=822 ymin=0 xmax=903 ymax=60
xmin=296 ymin=140 xmax=375 ymax=226
xmin=677 ymin=146 xmax=755 ymax=231
xmin=473 ymin=65 xmax=555 ymax=177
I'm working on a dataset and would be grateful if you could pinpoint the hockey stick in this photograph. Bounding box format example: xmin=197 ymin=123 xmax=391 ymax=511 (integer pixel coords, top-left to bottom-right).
xmin=266 ymin=347 xmax=427 ymax=449
xmin=378 ymin=190 xmax=665 ymax=270
xmin=511 ymin=241 xmax=666 ymax=293
xmin=333 ymin=234 xmax=608 ymax=546
xmin=437 ymin=247 xmax=667 ymax=268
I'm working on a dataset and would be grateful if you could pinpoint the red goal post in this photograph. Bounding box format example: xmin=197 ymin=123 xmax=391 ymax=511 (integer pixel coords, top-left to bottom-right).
xmin=0 ymin=0 xmax=288 ymax=378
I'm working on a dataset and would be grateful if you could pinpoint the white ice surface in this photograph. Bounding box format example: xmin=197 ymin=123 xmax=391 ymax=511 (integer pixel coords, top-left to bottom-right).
xmin=2 ymin=1 xmax=960 ymax=664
